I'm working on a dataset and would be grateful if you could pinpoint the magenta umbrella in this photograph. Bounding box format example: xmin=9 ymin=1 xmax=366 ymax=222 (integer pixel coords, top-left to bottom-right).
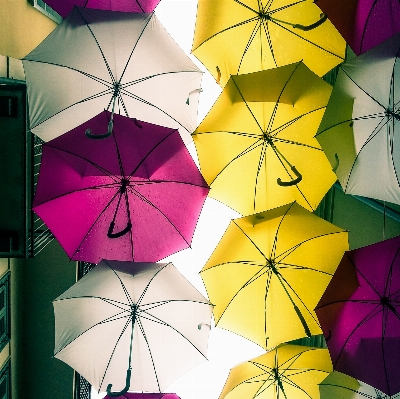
xmin=315 ymin=235 xmax=400 ymax=396
xmin=32 ymin=111 xmax=209 ymax=264
xmin=316 ymin=0 xmax=400 ymax=55
xmin=43 ymin=0 xmax=161 ymax=17
xmin=104 ymin=394 xmax=180 ymax=399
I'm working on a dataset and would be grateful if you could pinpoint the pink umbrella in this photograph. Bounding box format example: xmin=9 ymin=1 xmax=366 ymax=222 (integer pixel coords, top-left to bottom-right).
xmin=104 ymin=393 xmax=180 ymax=399
xmin=43 ymin=0 xmax=161 ymax=18
xmin=316 ymin=0 xmax=400 ymax=55
xmin=32 ymin=111 xmax=209 ymax=263
xmin=315 ymin=235 xmax=400 ymax=396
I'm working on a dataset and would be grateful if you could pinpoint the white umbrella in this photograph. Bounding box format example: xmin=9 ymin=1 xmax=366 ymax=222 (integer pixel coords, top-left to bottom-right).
xmin=53 ymin=261 xmax=212 ymax=396
xmin=22 ymin=7 xmax=202 ymax=144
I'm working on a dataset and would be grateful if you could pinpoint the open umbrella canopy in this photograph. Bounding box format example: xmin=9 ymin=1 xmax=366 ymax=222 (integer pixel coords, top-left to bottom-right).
xmin=43 ymin=0 xmax=161 ymax=17
xmin=219 ymin=344 xmax=332 ymax=399
xmin=22 ymin=7 xmax=202 ymax=144
xmin=32 ymin=111 xmax=209 ymax=264
xmin=316 ymin=33 xmax=400 ymax=205
xmin=192 ymin=0 xmax=345 ymax=87
xmin=53 ymin=261 xmax=213 ymax=395
xmin=316 ymin=0 xmax=400 ymax=56
xmin=315 ymin=235 xmax=400 ymax=396
xmin=193 ymin=62 xmax=336 ymax=216
xmin=320 ymin=371 xmax=400 ymax=399
xmin=200 ymin=202 xmax=349 ymax=349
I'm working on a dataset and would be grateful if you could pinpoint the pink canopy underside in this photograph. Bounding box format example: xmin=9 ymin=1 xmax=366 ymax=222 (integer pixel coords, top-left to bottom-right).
xmin=43 ymin=0 xmax=161 ymax=17
xmin=33 ymin=111 xmax=209 ymax=263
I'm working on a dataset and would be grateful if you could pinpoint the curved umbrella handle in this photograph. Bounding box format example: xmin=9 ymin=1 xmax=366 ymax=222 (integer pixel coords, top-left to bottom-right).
xmin=106 ymin=368 xmax=131 ymax=397
xmin=85 ymin=120 xmax=113 ymax=140
xmin=107 ymin=221 xmax=132 ymax=239
xmin=277 ymin=166 xmax=302 ymax=186
xmin=292 ymin=13 xmax=328 ymax=31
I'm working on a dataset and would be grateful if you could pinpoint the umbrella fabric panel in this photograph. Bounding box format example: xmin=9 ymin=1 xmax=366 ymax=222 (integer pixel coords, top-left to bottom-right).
xmin=54 ymin=261 xmax=212 ymax=392
xmin=23 ymin=8 xmax=202 ymax=143
xmin=43 ymin=0 xmax=161 ymax=17
xmin=192 ymin=0 xmax=345 ymax=86
xmin=104 ymin=394 xmax=181 ymax=399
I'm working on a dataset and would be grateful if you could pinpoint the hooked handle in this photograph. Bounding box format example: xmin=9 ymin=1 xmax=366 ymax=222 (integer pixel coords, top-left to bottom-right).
xmin=106 ymin=368 xmax=131 ymax=397
xmin=277 ymin=166 xmax=302 ymax=187
xmin=292 ymin=13 xmax=328 ymax=31
xmin=85 ymin=120 xmax=113 ymax=140
xmin=107 ymin=221 xmax=132 ymax=239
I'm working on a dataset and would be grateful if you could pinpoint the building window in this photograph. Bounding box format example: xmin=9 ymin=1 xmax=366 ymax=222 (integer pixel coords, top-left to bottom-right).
xmin=28 ymin=0 xmax=62 ymax=23
xmin=0 ymin=359 xmax=10 ymax=399
xmin=0 ymin=273 xmax=10 ymax=352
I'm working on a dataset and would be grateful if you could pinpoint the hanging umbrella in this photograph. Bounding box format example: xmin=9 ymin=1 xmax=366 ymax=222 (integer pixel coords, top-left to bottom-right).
xmin=316 ymin=0 xmax=400 ymax=56
xmin=22 ymin=7 xmax=202 ymax=144
xmin=315 ymin=235 xmax=400 ymax=396
xmin=43 ymin=0 xmax=161 ymax=18
xmin=53 ymin=261 xmax=213 ymax=396
xmin=316 ymin=32 xmax=400 ymax=205
xmin=32 ymin=111 xmax=209 ymax=264
xmin=220 ymin=344 xmax=332 ymax=399
xmin=193 ymin=62 xmax=337 ymax=216
xmin=104 ymin=393 xmax=180 ymax=399
xmin=200 ymin=201 xmax=349 ymax=349
xmin=191 ymin=0 xmax=345 ymax=87
xmin=320 ymin=371 xmax=400 ymax=399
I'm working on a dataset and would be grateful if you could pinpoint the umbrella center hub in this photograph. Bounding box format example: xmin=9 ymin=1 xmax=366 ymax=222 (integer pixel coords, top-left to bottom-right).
xmin=120 ymin=178 xmax=130 ymax=193
xmin=131 ymin=304 xmax=138 ymax=317
xmin=266 ymin=259 xmax=279 ymax=274
xmin=385 ymin=109 xmax=400 ymax=121
xmin=380 ymin=296 xmax=395 ymax=312
xmin=258 ymin=12 xmax=270 ymax=20
xmin=263 ymin=133 xmax=273 ymax=145
xmin=113 ymin=83 xmax=121 ymax=98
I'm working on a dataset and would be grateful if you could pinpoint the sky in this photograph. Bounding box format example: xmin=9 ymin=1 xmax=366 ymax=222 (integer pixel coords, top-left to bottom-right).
xmin=92 ymin=1 xmax=265 ymax=399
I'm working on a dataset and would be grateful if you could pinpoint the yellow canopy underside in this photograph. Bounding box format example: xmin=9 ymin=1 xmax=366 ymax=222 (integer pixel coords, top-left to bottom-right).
xmin=192 ymin=0 xmax=346 ymax=86
xmin=201 ymin=202 xmax=349 ymax=349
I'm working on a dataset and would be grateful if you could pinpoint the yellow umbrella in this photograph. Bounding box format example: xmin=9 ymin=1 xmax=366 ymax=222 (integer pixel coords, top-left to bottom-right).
xmin=193 ymin=62 xmax=336 ymax=216
xmin=220 ymin=344 xmax=332 ymax=399
xmin=192 ymin=0 xmax=345 ymax=87
xmin=200 ymin=202 xmax=348 ymax=349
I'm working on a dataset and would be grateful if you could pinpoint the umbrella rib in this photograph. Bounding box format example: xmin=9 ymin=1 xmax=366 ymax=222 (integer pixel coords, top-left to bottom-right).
xmin=99 ymin=315 xmax=134 ymax=392
xmin=29 ymin=87 xmax=115 ymax=130
xmin=334 ymin=305 xmax=382 ymax=367
xmin=138 ymin=312 xmax=209 ymax=359
xmin=201 ymin=260 xmax=268 ymax=272
xmin=237 ymin=19 xmax=262 ymax=74
xmin=271 ymin=202 xmax=296 ymax=260
xmin=261 ymin=18 xmax=278 ymax=68
xmin=135 ymin=0 xmax=146 ymax=12
xmin=75 ymin=7 xmax=116 ymax=85
xmin=275 ymin=262 xmax=334 ymax=277
xmin=320 ymin=382 xmax=374 ymax=398
xmin=45 ymin=146 xmax=121 ymax=183
xmin=274 ymin=231 xmax=347 ymax=264
xmin=136 ymin=263 xmax=169 ymax=306
xmin=358 ymin=0 xmax=380 ymax=54
xmin=103 ymin=261 xmax=134 ymax=306
xmin=253 ymin=141 xmax=268 ymax=212
xmin=127 ymin=129 xmax=177 ymax=178
xmin=385 ymin=246 xmax=400 ymax=299
xmin=208 ymin=140 xmax=264 ymax=186
xmin=232 ymin=220 xmax=268 ymax=259
xmin=231 ymin=76 xmax=265 ymax=134
xmin=118 ymin=13 xmax=154 ymax=83
xmin=278 ymin=374 xmax=313 ymax=399
xmin=126 ymin=186 xmax=191 ymax=247
xmin=192 ymin=16 xmax=260 ymax=51
xmin=130 ymin=180 xmax=209 ymax=189
xmin=54 ymin=295 xmax=131 ymax=311
xmin=135 ymin=316 xmax=162 ymax=391
xmin=264 ymin=269 xmax=273 ymax=347
xmin=234 ymin=0 xmax=258 ymax=13
xmin=54 ymin=311 xmax=131 ymax=357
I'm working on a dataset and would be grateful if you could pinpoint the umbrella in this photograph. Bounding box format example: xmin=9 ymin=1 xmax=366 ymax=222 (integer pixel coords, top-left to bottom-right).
xmin=104 ymin=394 xmax=180 ymax=399
xmin=219 ymin=344 xmax=332 ymax=399
xmin=320 ymin=371 xmax=400 ymax=399
xmin=315 ymin=235 xmax=400 ymax=396
xmin=193 ymin=62 xmax=337 ymax=216
xmin=315 ymin=32 xmax=400 ymax=205
xmin=191 ymin=0 xmax=345 ymax=87
xmin=316 ymin=0 xmax=400 ymax=56
xmin=32 ymin=111 xmax=209 ymax=264
xmin=43 ymin=0 xmax=161 ymax=18
xmin=22 ymin=7 xmax=202 ymax=144
xmin=53 ymin=261 xmax=213 ymax=396
xmin=200 ymin=201 xmax=349 ymax=349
